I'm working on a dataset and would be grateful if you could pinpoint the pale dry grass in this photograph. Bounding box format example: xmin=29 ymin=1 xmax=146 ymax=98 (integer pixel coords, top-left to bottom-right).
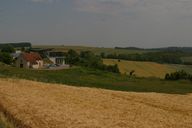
xmin=0 ymin=78 xmax=192 ymax=128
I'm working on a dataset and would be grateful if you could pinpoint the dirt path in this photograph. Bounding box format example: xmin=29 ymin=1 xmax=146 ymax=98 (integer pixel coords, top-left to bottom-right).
xmin=0 ymin=78 xmax=192 ymax=128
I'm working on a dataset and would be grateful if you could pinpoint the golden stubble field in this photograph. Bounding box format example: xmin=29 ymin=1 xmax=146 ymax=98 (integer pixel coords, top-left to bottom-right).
xmin=0 ymin=78 xmax=192 ymax=128
xmin=103 ymin=59 xmax=176 ymax=78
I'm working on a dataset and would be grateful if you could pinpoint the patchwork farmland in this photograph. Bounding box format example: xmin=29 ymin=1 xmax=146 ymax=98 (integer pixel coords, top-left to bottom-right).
xmin=0 ymin=44 xmax=192 ymax=127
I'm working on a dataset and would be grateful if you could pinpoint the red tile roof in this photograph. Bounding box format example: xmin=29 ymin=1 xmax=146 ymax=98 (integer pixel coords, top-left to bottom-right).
xmin=22 ymin=52 xmax=42 ymax=64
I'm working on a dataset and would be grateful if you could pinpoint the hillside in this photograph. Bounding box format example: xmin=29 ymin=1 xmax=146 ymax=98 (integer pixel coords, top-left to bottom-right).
xmin=116 ymin=46 xmax=192 ymax=52
xmin=33 ymin=45 xmax=149 ymax=55
xmin=103 ymin=59 xmax=192 ymax=78
xmin=33 ymin=45 xmax=192 ymax=65
xmin=0 ymin=78 xmax=192 ymax=128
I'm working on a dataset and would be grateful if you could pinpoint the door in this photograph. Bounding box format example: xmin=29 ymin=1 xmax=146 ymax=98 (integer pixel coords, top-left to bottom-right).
xmin=20 ymin=64 xmax=23 ymax=68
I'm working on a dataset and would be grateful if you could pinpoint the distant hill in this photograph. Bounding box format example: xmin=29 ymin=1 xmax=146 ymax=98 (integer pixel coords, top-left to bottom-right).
xmin=115 ymin=47 xmax=192 ymax=52
xmin=0 ymin=42 xmax=31 ymax=49
xmin=149 ymin=47 xmax=192 ymax=52
xmin=115 ymin=47 xmax=144 ymax=50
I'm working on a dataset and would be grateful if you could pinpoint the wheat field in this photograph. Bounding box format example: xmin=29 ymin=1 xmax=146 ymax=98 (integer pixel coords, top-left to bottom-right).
xmin=0 ymin=78 xmax=192 ymax=128
xmin=103 ymin=59 xmax=176 ymax=78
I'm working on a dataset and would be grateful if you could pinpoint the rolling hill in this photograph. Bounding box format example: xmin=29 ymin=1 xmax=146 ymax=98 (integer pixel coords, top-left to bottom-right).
xmin=33 ymin=45 xmax=150 ymax=55
xmin=103 ymin=59 xmax=192 ymax=78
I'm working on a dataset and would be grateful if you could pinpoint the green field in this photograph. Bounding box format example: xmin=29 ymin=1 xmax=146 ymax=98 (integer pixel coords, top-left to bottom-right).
xmin=0 ymin=63 xmax=192 ymax=94
xmin=103 ymin=59 xmax=192 ymax=78
xmin=33 ymin=45 xmax=150 ymax=55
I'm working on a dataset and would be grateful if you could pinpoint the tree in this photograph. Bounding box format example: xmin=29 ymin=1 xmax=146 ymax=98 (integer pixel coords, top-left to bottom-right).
xmin=65 ymin=50 xmax=120 ymax=73
xmin=165 ymin=70 xmax=192 ymax=81
xmin=100 ymin=52 xmax=105 ymax=58
xmin=1 ymin=45 xmax=15 ymax=53
xmin=79 ymin=51 xmax=103 ymax=68
xmin=105 ymin=64 xmax=119 ymax=73
xmin=65 ymin=49 xmax=79 ymax=66
xmin=0 ymin=52 xmax=13 ymax=64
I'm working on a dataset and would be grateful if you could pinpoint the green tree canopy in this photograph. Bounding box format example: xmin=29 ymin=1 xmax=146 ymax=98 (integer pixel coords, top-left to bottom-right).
xmin=1 ymin=45 xmax=15 ymax=53
xmin=65 ymin=49 xmax=79 ymax=65
xmin=0 ymin=52 xmax=13 ymax=64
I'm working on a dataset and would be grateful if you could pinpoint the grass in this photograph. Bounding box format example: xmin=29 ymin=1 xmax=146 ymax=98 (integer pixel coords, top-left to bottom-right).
xmin=103 ymin=59 xmax=192 ymax=78
xmin=0 ymin=63 xmax=192 ymax=94
xmin=0 ymin=64 xmax=131 ymax=88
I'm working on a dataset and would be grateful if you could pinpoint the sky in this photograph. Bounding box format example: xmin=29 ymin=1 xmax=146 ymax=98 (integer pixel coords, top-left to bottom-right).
xmin=1 ymin=0 xmax=192 ymax=48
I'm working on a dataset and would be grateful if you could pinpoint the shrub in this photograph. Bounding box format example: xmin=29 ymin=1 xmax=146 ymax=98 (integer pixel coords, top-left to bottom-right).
xmin=65 ymin=49 xmax=79 ymax=66
xmin=165 ymin=70 xmax=192 ymax=81
xmin=0 ymin=52 xmax=13 ymax=64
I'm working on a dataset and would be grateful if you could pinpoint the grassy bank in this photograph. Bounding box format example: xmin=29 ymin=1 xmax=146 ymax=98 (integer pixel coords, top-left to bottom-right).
xmin=0 ymin=63 xmax=192 ymax=94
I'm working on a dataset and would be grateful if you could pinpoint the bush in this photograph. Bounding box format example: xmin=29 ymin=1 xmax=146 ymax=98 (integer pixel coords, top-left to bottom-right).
xmin=65 ymin=49 xmax=79 ymax=66
xmin=165 ymin=70 xmax=192 ymax=81
xmin=0 ymin=52 xmax=13 ymax=64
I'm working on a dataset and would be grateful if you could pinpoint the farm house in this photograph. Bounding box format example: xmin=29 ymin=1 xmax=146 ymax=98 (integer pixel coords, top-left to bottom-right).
xmin=16 ymin=52 xmax=43 ymax=69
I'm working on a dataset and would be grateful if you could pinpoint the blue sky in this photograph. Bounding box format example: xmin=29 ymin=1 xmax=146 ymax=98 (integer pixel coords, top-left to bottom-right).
xmin=1 ymin=0 xmax=192 ymax=48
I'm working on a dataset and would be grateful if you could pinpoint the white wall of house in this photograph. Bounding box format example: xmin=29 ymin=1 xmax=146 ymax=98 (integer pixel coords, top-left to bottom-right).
xmin=49 ymin=57 xmax=56 ymax=64
xmin=49 ymin=57 xmax=65 ymax=65
xmin=30 ymin=60 xmax=43 ymax=69
xmin=16 ymin=50 xmax=21 ymax=54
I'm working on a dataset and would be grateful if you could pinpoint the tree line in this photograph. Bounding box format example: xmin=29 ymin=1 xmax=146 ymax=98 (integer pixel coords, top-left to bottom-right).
xmin=0 ymin=42 xmax=31 ymax=49
xmin=165 ymin=70 xmax=192 ymax=81
xmin=101 ymin=51 xmax=192 ymax=64
xmin=115 ymin=46 xmax=192 ymax=53
xmin=65 ymin=50 xmax=120 ymax=73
